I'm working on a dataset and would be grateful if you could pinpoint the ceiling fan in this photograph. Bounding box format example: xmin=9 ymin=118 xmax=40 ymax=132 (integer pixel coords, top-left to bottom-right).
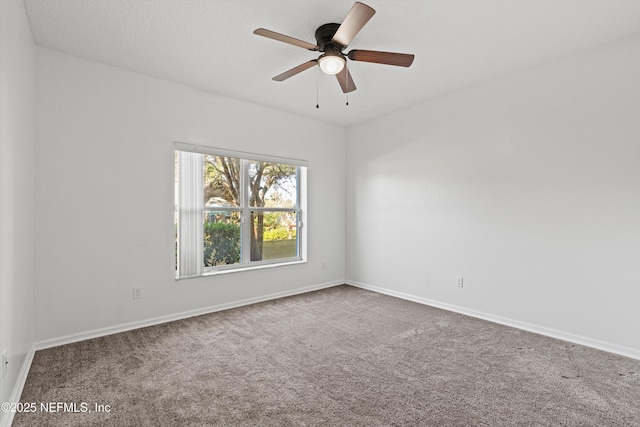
xmin=253 ymin=1 xmax=414 ymax=94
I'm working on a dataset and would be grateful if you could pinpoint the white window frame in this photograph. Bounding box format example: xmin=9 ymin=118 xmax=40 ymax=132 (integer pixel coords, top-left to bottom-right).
xmin=175 ymin=142 xmax=307 ymax=279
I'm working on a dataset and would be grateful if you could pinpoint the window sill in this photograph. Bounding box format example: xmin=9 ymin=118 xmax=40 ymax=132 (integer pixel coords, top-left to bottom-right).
xmin=175 ymin=259 xmax=307 ymax=281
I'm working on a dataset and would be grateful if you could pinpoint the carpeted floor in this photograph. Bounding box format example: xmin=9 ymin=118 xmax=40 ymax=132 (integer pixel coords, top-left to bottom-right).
xmin=13 ymin=285 xmax=640 ymax=426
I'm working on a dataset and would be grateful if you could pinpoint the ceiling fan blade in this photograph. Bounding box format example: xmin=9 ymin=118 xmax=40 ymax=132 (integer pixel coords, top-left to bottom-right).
xmin=273 ymin=60 xmax=317 ymax=82
xmin=253 ymin=28 xmax=318 ymax=51
xmin=336 ymin=66 xmax=357 ymax=93
xmin=332 ymin=2 xmax=376 ymax=48
xmin=347 ymin=50 xmax=415 ymax=67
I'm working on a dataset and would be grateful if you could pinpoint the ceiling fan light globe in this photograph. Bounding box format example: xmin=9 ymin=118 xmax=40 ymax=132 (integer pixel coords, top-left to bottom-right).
xmin=318 ymin=55 xmax=345 ymax=75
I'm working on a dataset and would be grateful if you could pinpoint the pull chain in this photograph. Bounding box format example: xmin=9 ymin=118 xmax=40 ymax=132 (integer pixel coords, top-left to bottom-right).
xmin=316 ymin=65 xmax=319 ymax=109
xmin=345 ymin=68 xmax=349 ymax=106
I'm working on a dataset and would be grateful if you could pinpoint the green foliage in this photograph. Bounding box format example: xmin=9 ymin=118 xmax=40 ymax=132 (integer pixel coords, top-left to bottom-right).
xmin=261 ymin=211 xmax=297 ymax=242
xmin=203 ymin=222 xmax=240 ymax=266
xmin=263 ymin=228 xmax=295 ymax=241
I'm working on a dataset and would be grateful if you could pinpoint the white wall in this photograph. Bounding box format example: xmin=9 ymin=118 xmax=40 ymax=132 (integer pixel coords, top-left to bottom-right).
xmin=34 ymin=48 xmax=346 ymax=344
xmin=0 ymin=0 xmax=36 ymax=419
xmin=346 ymin=34 xmax=640 ymax=357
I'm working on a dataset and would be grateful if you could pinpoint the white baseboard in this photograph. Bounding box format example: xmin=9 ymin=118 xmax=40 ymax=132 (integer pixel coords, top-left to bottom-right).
xmin=0 ymin=344 xmax=36 ymax=427
xmin=346 ymin=280 xmax=640 ymax=361
xmin=35 ymin=280 xmax=343 ymax=351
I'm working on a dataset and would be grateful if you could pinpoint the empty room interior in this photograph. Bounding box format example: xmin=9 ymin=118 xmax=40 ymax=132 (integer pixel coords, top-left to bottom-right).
xmin=1 ymin=0 xmax=640 ymax=425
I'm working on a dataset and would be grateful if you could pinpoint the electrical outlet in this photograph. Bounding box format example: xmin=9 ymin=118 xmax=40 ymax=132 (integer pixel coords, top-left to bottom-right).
xmin=133 ymin=287 xmax=142 ymax=299
xmin=1 ymin=349 xmax=7 ymax=380
xmin=321 ymin=260 xmax=327 ymax=270
xmin=456 ymin=276 xmax=464 ymax=288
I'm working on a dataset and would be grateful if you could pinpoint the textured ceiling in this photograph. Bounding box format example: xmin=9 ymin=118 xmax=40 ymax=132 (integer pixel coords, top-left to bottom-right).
xmin=23 ymin=0 xmax=640 ymax=127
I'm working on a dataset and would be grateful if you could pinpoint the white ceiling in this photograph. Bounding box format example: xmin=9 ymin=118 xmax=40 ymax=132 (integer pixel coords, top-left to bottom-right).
xmin=23 ymin=0 xmax=640 ymax=127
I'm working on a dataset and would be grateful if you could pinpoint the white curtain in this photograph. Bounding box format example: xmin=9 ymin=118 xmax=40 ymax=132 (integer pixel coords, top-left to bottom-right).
xmin=177 ymin=151 xmax=203 ymax=278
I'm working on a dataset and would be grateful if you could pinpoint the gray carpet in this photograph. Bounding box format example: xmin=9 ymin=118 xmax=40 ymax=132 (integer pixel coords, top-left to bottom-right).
xmin=14 ymin=285 xmax=640 ymax=426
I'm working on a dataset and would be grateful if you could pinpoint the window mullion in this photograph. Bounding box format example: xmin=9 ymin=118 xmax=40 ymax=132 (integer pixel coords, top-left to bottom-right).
xmin=241 ymin=159 xmax=251 ymax=266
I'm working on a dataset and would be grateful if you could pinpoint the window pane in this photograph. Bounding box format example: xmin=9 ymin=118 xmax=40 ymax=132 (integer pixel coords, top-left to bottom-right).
xmin=204 ymin=211 xmax=241 ymax=267
xmin=204 ymin=155 xmax=241 ymax=208
xmin=248 ymin=161 xmax=297 ymax=208
xmin=250 ymin=211 xmax=297 ymax=261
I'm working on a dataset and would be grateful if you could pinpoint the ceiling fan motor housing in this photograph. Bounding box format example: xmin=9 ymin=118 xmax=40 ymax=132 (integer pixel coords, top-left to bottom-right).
xmin=315 ymin=23 xmax=345 ymax=52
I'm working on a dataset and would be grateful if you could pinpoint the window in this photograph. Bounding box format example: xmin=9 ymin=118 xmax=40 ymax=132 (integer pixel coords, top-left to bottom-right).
xmin=175 ymin=143 xmax=307 ymax=278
